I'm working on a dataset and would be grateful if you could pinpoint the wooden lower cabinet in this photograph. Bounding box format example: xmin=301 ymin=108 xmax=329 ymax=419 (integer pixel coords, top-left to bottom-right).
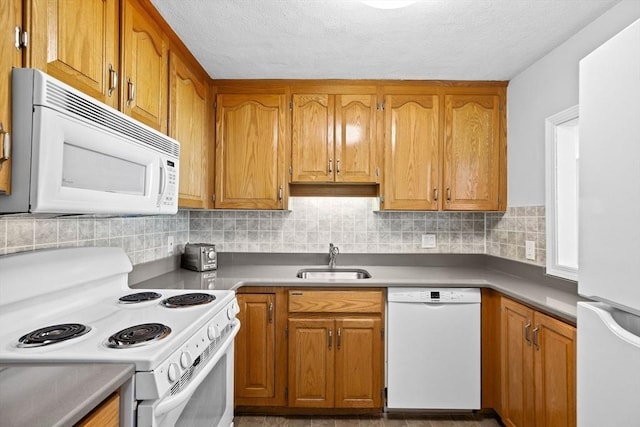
xmin=500 ymin=297 xmax=576 ymax=427
xmin=76 ymin=391 xmax=119 ymax=427
xmin=235 ymin=290 xmax=287 ymax=407
xmin=287 ymin=289 xmax=384 ymax=411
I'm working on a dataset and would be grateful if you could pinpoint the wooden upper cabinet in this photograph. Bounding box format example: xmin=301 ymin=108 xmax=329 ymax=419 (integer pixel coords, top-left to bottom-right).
xmin=169 ymin=51 xmax=209 ymax=208
xmin=335 ymin=95 xmax=378 ymax=183
xmin=291 ymin=94 xmax=333 ymax=182
xmin=443 ymin=93 xmax=504 ymax=210
xmin=291 ymin=93 xmax=377 ymax=183
xmin=0 ymin=0 xmax=23 ymax=195
xmin=382 ymin=94 xmax=440 ymax=210
xmin=215 ymin=94 xmax=287 ymax=209
xmin=121 ymin=0 xmax=168 ymax=132
xmin=31 ymin=0 xmax=119 ymax=109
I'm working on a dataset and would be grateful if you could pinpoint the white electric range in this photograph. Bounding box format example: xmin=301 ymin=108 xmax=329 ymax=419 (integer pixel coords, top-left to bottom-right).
xmin=0 ymin=247 xmax=239 ymax=427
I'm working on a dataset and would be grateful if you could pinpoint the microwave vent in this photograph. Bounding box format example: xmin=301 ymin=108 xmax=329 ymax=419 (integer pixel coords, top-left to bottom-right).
xmin=44 ymin=81 xmax=179 ymax=158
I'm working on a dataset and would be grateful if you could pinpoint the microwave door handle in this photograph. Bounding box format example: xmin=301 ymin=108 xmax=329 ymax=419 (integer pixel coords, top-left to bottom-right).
xmin=158 ymin=160 xmax=167 ymax=206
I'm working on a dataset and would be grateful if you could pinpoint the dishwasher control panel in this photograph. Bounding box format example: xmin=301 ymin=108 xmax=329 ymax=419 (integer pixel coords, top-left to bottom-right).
xmin=387 ymin=287 xmax=481 ymax=303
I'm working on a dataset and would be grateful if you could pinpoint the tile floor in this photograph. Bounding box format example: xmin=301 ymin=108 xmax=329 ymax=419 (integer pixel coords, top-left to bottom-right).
xmin=234 ymin=414 xmax=502 ymax=427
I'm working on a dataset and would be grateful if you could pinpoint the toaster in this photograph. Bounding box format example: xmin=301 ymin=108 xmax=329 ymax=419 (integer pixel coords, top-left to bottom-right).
xmin=182 ymin=243 xmax=217 ymax=271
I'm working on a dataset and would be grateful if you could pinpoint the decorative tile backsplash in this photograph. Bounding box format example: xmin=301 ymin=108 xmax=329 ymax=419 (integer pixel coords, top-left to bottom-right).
xmin=0 ymin=211 xmax=189 ymax=264
xmin=0 ymin=200 xmax=545 ymax=266
xmin=486 ymin=206 xmax=546 ymax=265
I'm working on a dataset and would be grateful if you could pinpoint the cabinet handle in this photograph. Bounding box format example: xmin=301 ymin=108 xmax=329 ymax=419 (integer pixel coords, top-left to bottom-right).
xmin=337 ymin=328 xmax=341 ymax=350
xmin=328 ymin=158 xmax=333 ymax=174
xmin=446 ymin=187 xmax=451 ymax=201
xmin=268 ymin=303 xmax=273 ymax=323
xmin=127 ymin=78 xmax=135 ymax=105
xmin=107 ymin=64 xmax=118 ymax=97
xmin=532 ymin=326 xmax=540 ymax=351
xmin=328 ymin=328 xmax=333 ymax=350
xmin=14 ymin=26 xmax=21 ymax=49
xmin=524 ymin=321 xmax=532 ymax=346
xmin=0 ymin=122 xmax=10 ymax=162
xmin=433 ymin=188 xmax=438 ymax=201
xmin=336 ymin=159 xmax=341 ymax=175
xmin=278 ymin=185 xmax=283 ymax=201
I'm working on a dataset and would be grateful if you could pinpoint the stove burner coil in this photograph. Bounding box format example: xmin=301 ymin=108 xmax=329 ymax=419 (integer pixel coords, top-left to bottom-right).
xmin=119 ymin=291 xmax=162 ymax=303
xmin=107 ymin=323 xmax=171 ymax=348
xmin=160 ymin=293 xmax=216 ymax=308
xmin=18 ymin=323 xmax=91 ymax=347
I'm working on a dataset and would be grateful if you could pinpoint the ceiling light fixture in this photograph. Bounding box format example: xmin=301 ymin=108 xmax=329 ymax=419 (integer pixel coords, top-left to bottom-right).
xmin=360 ymin=0 xmax=417 ymax=10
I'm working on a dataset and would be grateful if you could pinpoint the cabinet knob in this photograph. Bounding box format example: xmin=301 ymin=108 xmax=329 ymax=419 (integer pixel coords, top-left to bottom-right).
xmin=108 ymin=64 xmax=118 ymax=97
xmin=328 ymin=328 xmax=333 ymax=350
xmin=433 ymin=188 xmax=438 ymax=202
xmin=127 ymin=78 xmax=136 ymax=105
xmin=336 ymin=159 xmax=341 ymax=175
xmin=328 ymin=158 xmax=333 ymax=174
xmin=0 ymin=122 xmax=10 ymax=162
xmin=532 ymin=326 xmax=540 ymax=350
xmin=524 ymin=321 xmax=532 ymax=346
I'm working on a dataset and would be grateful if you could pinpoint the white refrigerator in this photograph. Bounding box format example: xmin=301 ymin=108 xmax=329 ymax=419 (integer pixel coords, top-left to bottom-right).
xmin=577 ymin=17 xmax=640 ymax=427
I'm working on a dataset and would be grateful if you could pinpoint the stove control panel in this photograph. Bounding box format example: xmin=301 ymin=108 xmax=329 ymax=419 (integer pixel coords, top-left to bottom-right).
xmin=136 ymin=297 xmax=239 ymax=400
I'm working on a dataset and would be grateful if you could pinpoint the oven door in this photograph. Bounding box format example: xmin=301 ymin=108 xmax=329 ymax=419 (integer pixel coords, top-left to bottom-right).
xmin=138 ymin=321 xmax=239 ymax=427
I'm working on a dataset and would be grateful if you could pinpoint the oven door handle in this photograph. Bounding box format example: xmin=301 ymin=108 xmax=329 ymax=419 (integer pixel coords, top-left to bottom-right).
xmin=142 ymin=319 xmax=239 ymax=418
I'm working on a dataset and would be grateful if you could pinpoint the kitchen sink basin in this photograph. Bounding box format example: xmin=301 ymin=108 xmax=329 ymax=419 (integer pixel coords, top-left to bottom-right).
xmin=296 ymin=268 xmax=371 ymax=280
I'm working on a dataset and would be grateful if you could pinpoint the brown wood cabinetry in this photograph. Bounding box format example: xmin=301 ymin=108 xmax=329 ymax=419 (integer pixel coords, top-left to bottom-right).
xmin=443 ymin=93 xmax=505 ymax=210
xmin=235 ymin=289 xmax=288 ymax=407
xmin=169 ymin=50 xmax=210 ymax=208
xmin=30 ymin=0 xmax=120 ymax=109
xmin=382 ymin=94 xmax=440 ymax=210
xmin=0 ymin=0 xmax=24 ymax=195
xmin=215 ymin=94 xmax=287 ymax=209
xmin=291 ymin=94 xmax=378 ymax=183
xmin=287 ymin=289 xmax=384 ymax=410
xmin=121 ymin=0 xmax=169 ymax=133
xmin=500 ymin=297 xmax=576 ymax=427
xmin=76 ymin=391 xmax=119 ymax=427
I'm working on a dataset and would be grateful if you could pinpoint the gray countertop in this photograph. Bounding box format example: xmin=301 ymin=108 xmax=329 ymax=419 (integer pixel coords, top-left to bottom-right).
xmin=133 ymin=256 xmax=585 ymax=323
xmin=0 ymin=363 xmax=134 ymax=427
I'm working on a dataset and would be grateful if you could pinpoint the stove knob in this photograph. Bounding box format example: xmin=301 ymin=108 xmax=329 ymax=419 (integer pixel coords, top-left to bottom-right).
xmin=227 ymin=307 xmax=234 ymax=320
xmin=214 ymin=324 xmax=222 ymax=339
xmin=206 ymin=250 xmax=216 ymax=260
xmin=168 ymin=363 xmax=180 ymax=382
xmin=180 ymin=351 xmax=192 ymax=369
xmin=207 ymin=324 xmax=216 ymax=341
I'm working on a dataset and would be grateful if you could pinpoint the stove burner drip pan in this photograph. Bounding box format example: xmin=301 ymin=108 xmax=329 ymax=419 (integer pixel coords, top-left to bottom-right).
xmin=161 ymin=293 xmax=216 ymax=308
xmin=107 ymin=323 xmax=171 ymax=348
xmin=119 ymin=291 xmax=163 ymax=303
xmin=18 ymin=323 xmax=91 ymax=347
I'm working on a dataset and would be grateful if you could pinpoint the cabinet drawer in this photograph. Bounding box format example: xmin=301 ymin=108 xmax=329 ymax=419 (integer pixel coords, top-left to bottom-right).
xmin=288 ymin=290 xmax=383 ymax=313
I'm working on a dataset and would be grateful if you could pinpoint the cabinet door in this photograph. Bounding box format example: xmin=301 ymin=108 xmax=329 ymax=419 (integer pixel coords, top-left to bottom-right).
xmin=291 ymin=94 xmax=333 ymax=182
xmin=0 ymin=0 xmax=23 ymax=194
xmin=288 ymin=318 xmax=335 ymax=408
xmin=121 ymin=0 xmax=168 ymax=132
xmin=235 ymin=294 xmax=276 ymax=403
xmin=501 ymin=298 xmax=535 ymax=427
xmin=335 ymin=318 xmax=383 ymax=408
xmin=31 ymin=0 xmax=119 ymax=109
xmin=533 ymin=312 xmax=576 ymax=427
xmin=215 ymin=94 xmax=287 ymax=209
xmin=169 ymin=51 xmax=209 ymax=208
xmin=443 ymin=94 xmax=502 ymax=210
xmin=382 ymin=94 xmax=440 ymax=210
xmin=335 ymin=95 xmax=378 ymax=183
xmin=76 ymin=391 xmax=119 ymax=427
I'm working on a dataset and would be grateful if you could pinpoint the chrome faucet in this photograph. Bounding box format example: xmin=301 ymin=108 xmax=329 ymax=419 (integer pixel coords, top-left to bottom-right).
xmin=328 ymin=243 xmax=339 ymax=269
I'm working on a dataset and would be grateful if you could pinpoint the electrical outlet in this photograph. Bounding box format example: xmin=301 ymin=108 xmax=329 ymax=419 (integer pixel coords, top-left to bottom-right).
xmin=525 ymin=240 xmax=536 ymax=260
xmin=167 ymin=236 xmax=174 ymax=254
xmin=421 ymin=234 xmax=437 ymax=249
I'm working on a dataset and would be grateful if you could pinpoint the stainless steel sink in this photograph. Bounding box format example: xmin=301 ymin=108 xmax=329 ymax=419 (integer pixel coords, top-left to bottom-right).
xmin=296 ymin=268 xmax=371 ymax=280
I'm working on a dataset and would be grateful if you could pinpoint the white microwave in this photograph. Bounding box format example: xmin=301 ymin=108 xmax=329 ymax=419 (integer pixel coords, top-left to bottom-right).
xmin=0 ymin=68 xmax=179 ymax=215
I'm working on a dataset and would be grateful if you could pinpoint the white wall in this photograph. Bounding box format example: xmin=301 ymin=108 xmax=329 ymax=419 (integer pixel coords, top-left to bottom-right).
xmin=507 ymin=0 xmax=640 ymax=206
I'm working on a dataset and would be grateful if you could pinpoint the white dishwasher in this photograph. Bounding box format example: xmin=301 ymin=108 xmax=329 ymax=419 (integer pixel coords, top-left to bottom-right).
xmin=386 ymin=287 xmax=481 ymax=410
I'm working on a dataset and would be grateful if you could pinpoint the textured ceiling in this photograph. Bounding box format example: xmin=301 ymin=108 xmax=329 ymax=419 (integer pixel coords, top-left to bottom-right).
xmin=150 ymin=0 xmax=620 ymax=80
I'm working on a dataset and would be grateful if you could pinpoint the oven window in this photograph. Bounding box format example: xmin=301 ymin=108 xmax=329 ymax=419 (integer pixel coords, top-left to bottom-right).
xmin=175 ymin=353 xmax=227 ymax=426
xmin=62 ymin=143 xmax=146 ymax=195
